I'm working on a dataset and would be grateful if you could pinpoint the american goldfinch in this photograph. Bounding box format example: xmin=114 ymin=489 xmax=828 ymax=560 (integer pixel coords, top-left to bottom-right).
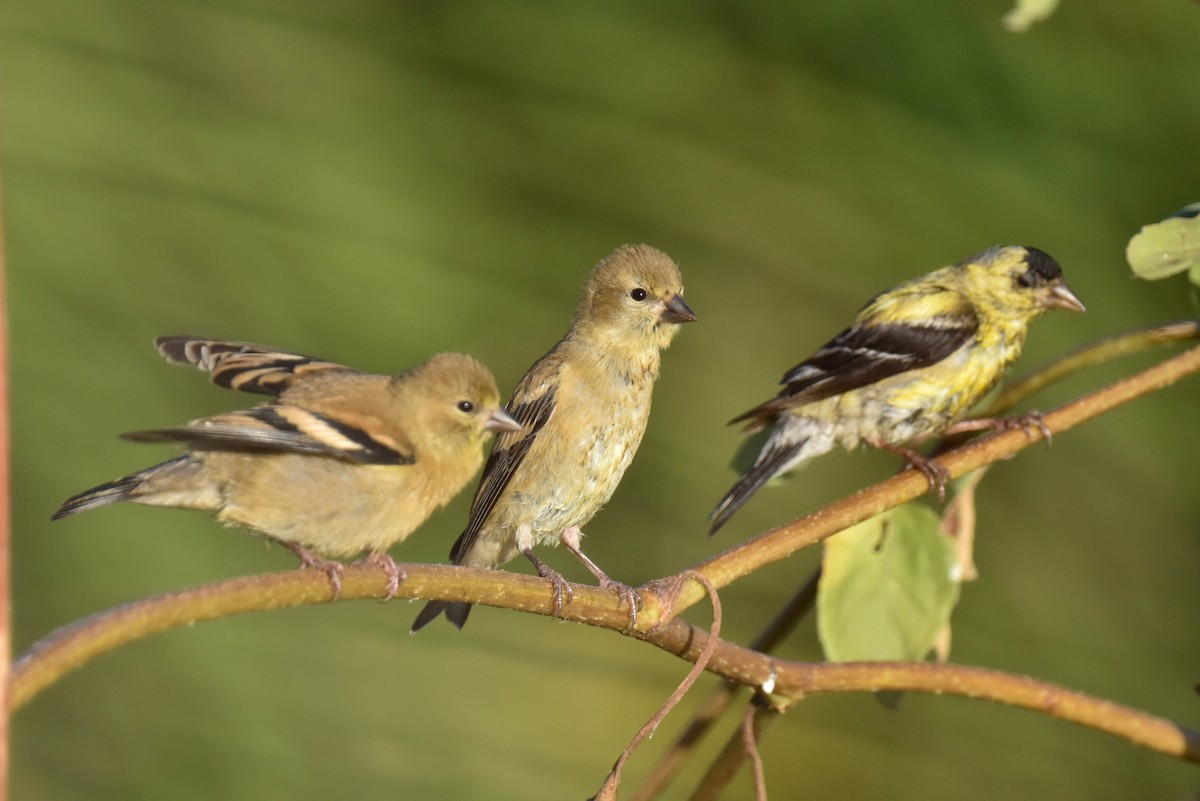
xmin=709 ymin=245 xmax=1085 ymax=536
xmin=53 ymin=336 xmax=520 ymax=597
xmin=411 ymin=244 xmax=696 ymax=631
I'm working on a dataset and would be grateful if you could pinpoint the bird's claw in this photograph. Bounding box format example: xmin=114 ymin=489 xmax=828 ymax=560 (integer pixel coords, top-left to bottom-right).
xmin=558 ymin=529 xmax=639 ymax=628
xmin=943 ymin=410 xmax=1052 ymax=444
xmin=599 ymin=579 xmax=642 ymax=631
xmin=534 ymin=561 xmax=574 ymax=616
xmin=906 ymin=454 xmax=951 ymax=501
xmin=286 ymin=544 xmax=346 ymax=600
xmin=1001 ymin=410 xmax=1052 ymax=444
xmin=362 ymin=553 xmax=406 ymax=601
xmin=521 ymin=546 xmax=576 ymax=617
xmin=874 ymin=440 xmax=950 ymax=502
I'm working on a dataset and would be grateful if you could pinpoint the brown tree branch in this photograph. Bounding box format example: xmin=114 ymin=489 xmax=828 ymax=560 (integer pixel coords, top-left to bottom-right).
xmin=10 ymin=564 xmax=642 ymax=710
xmin=639 ymin=619 xmax=1200 ymax=764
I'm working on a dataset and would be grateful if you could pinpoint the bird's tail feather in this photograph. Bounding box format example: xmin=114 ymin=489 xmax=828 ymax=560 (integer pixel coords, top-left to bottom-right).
xmin=410 ymin=528 xmax=481 ymax=632
xmin=52 ymin=474 xmax=145 ymax=520
xmin=51 ymin=455 xmax=209 ymax=520
xmin=410 ymin=600 xmax=472 ymax=633
xmin=708 ymin=440 xmax=806 ymax=537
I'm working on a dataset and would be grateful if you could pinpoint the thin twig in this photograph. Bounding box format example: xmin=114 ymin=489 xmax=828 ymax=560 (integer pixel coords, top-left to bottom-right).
xmin=741 ymin=704 xmax=769 ymax=801
xmin=985 ymin=319 xmax=1199 ymax=415
xmin=687 ymin=702 xmax=780 ymax=801
xmin=630 ymin=570 xmax=819 ymax=801
xmin=591 ymin=572 xmax=723 ymax=801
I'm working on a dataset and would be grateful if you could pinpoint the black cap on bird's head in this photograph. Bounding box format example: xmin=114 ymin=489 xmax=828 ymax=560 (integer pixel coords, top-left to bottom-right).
xmin=1018 ymin=246 xmax=1086 ymax=313
xmin=1019 ymin=247 xmax=1063 ymax=284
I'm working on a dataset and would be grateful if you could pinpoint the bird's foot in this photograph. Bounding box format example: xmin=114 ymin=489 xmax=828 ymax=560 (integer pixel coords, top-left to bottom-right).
xmin=522 ymin=548 xmax=574 ymax=616
xmin=360 ymin=552 xmax=406 ymax=601
xmin=873 ymin=440 xmax=950 ymax=501
xmin=282 ymin=542 xmax=345 ymax=600
xmin=997 ymin=410 xmax=1053 ymax=443
xmin=598 ymin=577 xmax=643 ymax=631
xmin=908 ymin=454 xmax=951 ymax=501
xmin=943 ymin=410 xmax=1052 ymax=444
xmin=561 ymin=526 xmax=640 ymax=631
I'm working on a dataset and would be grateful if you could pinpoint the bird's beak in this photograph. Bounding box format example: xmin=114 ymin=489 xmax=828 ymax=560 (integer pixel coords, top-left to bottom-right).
xmin=1044 ymin=281 xmax=1086 ymax=313
xmin=660 ymin=294 xmax=697 ymax=324
xmin=485 ymin=408 xmax=523 ymax=433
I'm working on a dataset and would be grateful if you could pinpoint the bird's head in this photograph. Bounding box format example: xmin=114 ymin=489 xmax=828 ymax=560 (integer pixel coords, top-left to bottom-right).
xmin=573 ymin=243 xmax=697 ymax=351
xmin=402 ymin=352 xmax=520 ymax=453
xmin=961 ymin=245 xmax=1086 ymax=318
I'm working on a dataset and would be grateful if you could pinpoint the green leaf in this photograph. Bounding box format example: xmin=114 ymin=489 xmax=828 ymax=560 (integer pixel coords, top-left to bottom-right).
xmin=1002 ymin=0 xmax=1062 ymax=32
xmin=1126 ymin=204 xmax=1200 ymax=283
xmin=818 ymin=504 xmax=961 ymax=662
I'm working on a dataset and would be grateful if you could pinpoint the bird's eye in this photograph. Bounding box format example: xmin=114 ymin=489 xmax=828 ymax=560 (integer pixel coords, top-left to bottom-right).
xmin=1015 ymin=270 xmax=1038 ymax=289
xmin=630 ymin=288 xmax=648 ymax=301
xmin=456 ymin=400 xmax=475 ymax=413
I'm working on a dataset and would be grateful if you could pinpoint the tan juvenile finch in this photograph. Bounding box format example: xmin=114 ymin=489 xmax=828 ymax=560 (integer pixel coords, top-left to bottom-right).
xmin=709 ymin=245 xmax=1085 ymax=535
xmin=411 ymin=244 xmax=696 ymax=631
xmin=53 ymin=336 xmax=520 ymax=597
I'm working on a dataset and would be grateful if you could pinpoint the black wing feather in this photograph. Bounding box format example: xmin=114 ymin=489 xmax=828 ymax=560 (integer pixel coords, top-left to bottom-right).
xmin=156 ymin=335 xmax=348 ymax=397
xmin=782 ymin=321 xmax=977 ymax=400
xmin=733 ymin=316 xmax=978 ymax=428
xmin=448 ymin=387 xmax=557 ymax=563
xmin=122 ymin=406 xmax=413 ymax=465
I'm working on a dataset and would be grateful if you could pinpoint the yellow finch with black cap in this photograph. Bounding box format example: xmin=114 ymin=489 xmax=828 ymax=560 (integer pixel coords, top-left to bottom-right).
xmin=412 ymin=244 xmax=696 ymax=631
xmin=710 ymin=245 xmax=1085 ymax=536
xmin=54 ymin=337 xmax=520 ymax=597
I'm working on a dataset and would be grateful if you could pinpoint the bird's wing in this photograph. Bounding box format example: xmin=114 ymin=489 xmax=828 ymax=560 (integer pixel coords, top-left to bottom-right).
xmin=734 ymin=311 xmax=978 ymax=429
xmin=449 ymin=365 xmax=560 ymax=563
xmin=122 ymin=405 xmax=415 ymax=465
xmin=155 ymin=335 xmax=351 ymax=397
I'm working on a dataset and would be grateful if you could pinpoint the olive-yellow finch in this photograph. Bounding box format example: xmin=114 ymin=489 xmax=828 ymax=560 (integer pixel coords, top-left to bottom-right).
xmin=412 ymin=244 xmax=696 ymax=631
xmin=710 ymin=246 xmax=1084 ymax=535
xmin=53 ymin=336 xmax=520 ymax=596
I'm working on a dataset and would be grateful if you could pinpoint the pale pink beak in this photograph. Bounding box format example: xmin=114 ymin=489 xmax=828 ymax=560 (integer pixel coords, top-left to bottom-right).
xmin=486 ymin=408 xmax=522 ymax=433
xmin=1045 ymin=282 xmax=1086 ymax=313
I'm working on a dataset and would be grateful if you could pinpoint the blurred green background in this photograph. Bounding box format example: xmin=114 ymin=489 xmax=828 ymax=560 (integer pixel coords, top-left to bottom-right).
xmin=4 ymin=1 xmax=1199 ymax=799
